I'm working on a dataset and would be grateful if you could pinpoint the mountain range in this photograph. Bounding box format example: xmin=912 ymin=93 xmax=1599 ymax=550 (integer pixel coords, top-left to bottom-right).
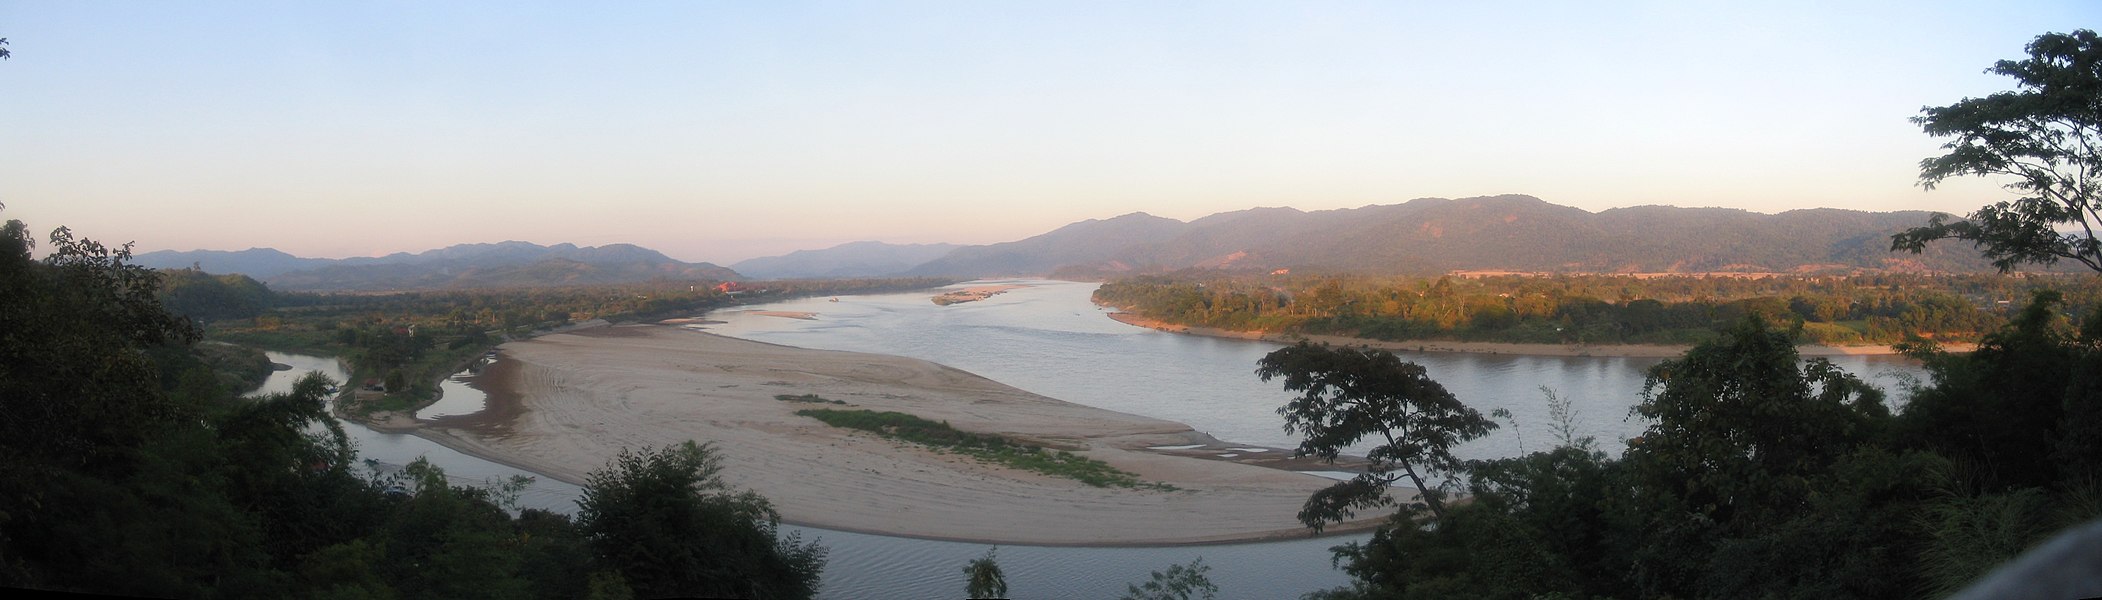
xmin=909 ymin=194 xmax=2002 ymax=277
xmin=728 ymin=241 xmax=962 ymax=279
xmin=135 ymin=241 xmax=740 ymax=291
xmin=142 ymin=195 xmax=2017 ymax=291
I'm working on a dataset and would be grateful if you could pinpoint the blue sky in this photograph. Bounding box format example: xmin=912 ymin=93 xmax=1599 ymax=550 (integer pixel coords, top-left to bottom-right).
xmin=1 ymin=1 xmax=2095 ymax=263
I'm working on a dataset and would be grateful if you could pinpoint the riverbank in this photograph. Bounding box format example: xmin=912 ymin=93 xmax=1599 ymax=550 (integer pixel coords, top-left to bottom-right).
xmin=405 ymin=324 xmax=1387 ymax=546
xmin=1103 ymin=312 xmax=1975 ymax=357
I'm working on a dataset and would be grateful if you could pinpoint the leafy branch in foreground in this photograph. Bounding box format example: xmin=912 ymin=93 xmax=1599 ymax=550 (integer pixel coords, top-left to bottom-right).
xmin=795 ymin=408 xmax=1174 ymax=490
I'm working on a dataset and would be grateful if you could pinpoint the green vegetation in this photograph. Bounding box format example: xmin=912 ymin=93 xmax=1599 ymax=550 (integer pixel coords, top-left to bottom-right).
xmin=0 ymin=211 xmax=825 ymax=598
xmin=963 ymin=547 xmax=1007 ymax=599
xmin=1097 ymin=271 xmax=2102 ymax=346
xmin=189 ymin=340 xmax=277 ymax=393
xmin=795 ymin=408 xmax=1174 ymax=490
xmin=1257 ymin=342 xmax=1494 ymax=526
xmin=158 ymin=267 xmax=274 ymax=322
xmin=1120 ymin=558 xmax=1219 ymax=600
xmin=577 ymin=441 xmax=825 ymax=599
xmin=1290 ymin=303 xmax=2102 ymax=599
xmin=775 ymin=393 xmax=847 ymax=405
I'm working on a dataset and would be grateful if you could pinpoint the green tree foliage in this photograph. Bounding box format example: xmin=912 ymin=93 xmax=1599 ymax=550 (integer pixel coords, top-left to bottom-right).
xmin=1256 ymin=342 xmax=1495 ymax=526
xmin=576 ymin=441 xmax=825 ymax=600
xmin=1119 ymin=558 xmax=1218 ymax=600
xmin=1627 ymin=318 xmax=1890 ymax=533
xmin=1299 ymin=292 xmax=2102 ymax=599
xmin=158 ymin=267 xmax=275 ymax=322
xmin=1893 ymin=29 xmax=2102 ymax=273
xmin=1098 ymin=272 xmax=2076 ymax=348
xmin=0 ymin=223 xmax=198 ymax=471
xmin=1897 ymin=291 xmax=2097 ymax=489
xmin=963 ymin=547 xmax=1007 ymax=599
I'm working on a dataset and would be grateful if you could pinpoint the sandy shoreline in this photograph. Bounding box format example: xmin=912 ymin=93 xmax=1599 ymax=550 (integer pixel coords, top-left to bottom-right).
xmin=1102 ymin=312 xmax=1974 ymax=357
xmin=407 ymin=325 xmax=1389 ymax=545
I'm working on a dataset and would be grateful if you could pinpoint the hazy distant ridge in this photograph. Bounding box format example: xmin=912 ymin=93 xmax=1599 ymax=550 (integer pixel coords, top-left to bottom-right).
xmin=147 ymin=195 xmax=2013 ymax=288
xmin=892 ymin=195 xmax=2004 ymax=278
xmin=904 ymin=212 xmax=1191 ymax=277
xmin=729 ymin=241 xmax=962 ymax=279
xmin=137 ymin=241 xmax=742 ymax=291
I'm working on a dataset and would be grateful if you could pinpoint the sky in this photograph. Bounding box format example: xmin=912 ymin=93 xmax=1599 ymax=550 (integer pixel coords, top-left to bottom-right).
xmin=1 ymin=1 xmax=2095 ymax=264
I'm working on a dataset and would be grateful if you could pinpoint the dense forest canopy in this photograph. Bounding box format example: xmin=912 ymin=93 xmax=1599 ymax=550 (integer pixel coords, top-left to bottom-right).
xmin=1097 ymin=272 xmax=2102 ymax=346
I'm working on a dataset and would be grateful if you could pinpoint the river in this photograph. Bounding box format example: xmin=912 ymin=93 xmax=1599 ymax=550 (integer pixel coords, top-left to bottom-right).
xmin=252 ymin=279 xmax=1929 ymax=599
xmin=699 ymin=280 xmax=1930 ymax=463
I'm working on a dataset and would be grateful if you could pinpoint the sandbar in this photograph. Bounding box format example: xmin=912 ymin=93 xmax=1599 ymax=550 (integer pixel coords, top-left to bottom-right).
xmin=413 ymin=324 xmax=1387 ymax=545
xmin=932 ymin=284 xmax=1028 ymax=306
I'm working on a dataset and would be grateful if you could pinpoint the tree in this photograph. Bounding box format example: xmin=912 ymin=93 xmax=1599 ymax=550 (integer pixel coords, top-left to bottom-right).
xmin=1892 ymin=29 xmax=2102 ymax=273
xmin=962 ymin=547 xmax=1006 ymax=599
xmin=1621 ymin=317 xmax=1893 ymax=596
xmin=1256 ymin=342 xmax=1495 ymax=527
xmin=1120 ymin=558 xmax=1218 ymax=600
xmin=575 ymin=441 xmax=825 ymax=600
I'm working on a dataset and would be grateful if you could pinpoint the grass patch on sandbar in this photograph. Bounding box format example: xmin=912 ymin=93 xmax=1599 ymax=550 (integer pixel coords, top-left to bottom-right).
xmin=775 ymin=393 xmax=847 ymax=405
xmin=794 ymin=408 xmax=1175 ymax=491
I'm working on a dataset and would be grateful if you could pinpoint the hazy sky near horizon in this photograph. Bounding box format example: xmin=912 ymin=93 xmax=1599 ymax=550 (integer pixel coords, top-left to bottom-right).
xmin=2 ymin=1 xmax=2095 ymax=264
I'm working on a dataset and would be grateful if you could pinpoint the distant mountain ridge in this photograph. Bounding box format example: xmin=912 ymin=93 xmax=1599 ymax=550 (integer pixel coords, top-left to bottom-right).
xmin=147 ymin=195 xmax=2018 ymax=289
xmin=729 ymin=241 xmax=962 ymax=279
xmin=904 ymin=212 xmax=1191 ymax=277
xmin=131 ymin=248 xmax=331 ymax=278
xmin=137 ymin=241 xmax=741 ymax=292
xmin=1048 ymin=195 xmax=2003 ymax=276
xmin=878 ymin=195 xmax=2007 ymax=278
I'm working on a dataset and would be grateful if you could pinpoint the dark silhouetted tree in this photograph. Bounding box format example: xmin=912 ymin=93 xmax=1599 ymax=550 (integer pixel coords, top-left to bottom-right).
xmin=1256 ymin=342 xmax=1494 ymax=527
xmin=963 ymin=547 xmax=1006 ymax=599
xmin=1893 ymin=29 xmax=2102 ymax=273
xmin=576 ymin=441 xmax=825 ymax=599
xmin=1120 ymin=558 xmax=1218 ymax=600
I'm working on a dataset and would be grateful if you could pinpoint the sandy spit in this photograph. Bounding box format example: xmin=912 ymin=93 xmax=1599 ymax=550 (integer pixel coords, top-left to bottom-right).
xmin=412 ymin=325 xmax=1387 ymax=546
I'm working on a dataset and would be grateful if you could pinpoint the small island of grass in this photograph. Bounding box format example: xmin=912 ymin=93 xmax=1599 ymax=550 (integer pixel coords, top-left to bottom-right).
xmin=795 ymin=408 xmax=1175 ymax=491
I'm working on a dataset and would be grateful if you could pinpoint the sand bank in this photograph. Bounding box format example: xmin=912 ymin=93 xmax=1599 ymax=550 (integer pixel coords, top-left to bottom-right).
xmin=1103 ymin=312 xmax=1972 ymax=357
xmin=932 ymin=284 xmax=1029 ymax=306
xmin=413 ymin=325 xmax=1386 ymax=545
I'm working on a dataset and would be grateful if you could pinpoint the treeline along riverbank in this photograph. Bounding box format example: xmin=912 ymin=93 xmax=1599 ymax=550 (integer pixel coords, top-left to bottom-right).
xmin=1094 ymin=272 xmax=2102 ymax=348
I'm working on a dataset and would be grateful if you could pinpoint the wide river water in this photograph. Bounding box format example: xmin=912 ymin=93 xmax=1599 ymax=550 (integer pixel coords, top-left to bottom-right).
xmin=254 ymin=279 xmax=1930 ymax=599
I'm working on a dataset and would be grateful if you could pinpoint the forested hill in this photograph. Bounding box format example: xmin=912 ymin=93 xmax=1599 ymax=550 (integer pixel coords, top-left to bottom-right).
xmin=885 ymin=195 xmax=2008 ymax=278
xmin=1063 ymin=195 xmax=2007 ymax=277
xmin=137 ymin=241 xmax=743 ymax=291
